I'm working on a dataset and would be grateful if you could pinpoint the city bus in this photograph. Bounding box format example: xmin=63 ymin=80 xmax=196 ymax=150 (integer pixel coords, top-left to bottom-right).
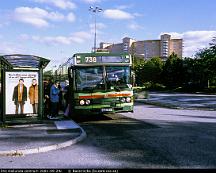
xmin=56 ymin=52 xmax=134 ymax=115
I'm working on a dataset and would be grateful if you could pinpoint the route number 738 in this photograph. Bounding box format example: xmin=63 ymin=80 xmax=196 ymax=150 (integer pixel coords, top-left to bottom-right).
xmin=85 ymin=57 xmax=97 ymax=63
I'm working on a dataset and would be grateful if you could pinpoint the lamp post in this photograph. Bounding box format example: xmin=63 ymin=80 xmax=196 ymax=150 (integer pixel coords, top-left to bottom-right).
xmin=89 ymin=6 xmax=103 ymax=52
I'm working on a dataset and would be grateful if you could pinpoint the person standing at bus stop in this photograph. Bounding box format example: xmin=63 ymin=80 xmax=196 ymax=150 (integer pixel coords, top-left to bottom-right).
xmin=63 ymin=80 xmax=70 ymax=117
xmin=29 ymin=78 xmax=38 ymax=114
xmin=44 ymin=79 xmax=53 ymax=117
xmin=48 ymin=80 xmax=60 ymax=120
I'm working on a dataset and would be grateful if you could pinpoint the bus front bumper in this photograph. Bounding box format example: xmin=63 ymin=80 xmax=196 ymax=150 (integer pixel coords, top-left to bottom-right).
xmin=74 ymin=104 xmax=133 ymax=114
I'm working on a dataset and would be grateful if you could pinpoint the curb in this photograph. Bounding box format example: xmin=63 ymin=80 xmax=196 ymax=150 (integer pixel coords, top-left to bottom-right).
xmin=0 ymin=122 xmax=87 ymax=157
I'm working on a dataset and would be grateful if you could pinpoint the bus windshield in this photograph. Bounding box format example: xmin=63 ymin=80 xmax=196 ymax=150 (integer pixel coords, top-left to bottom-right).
xmin=76 ymin=67 xmax=104 ymax=91
xmin=75 ymin=66 xmax=131 ymax=91
xmin=106 ymin=66 xmax=131 ymax=90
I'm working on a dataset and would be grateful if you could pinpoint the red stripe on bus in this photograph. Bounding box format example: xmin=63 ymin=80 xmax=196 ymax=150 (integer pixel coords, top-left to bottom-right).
xmin=79 ymin=93 xmax=132 ymax=99
xmin=107 ymin=93 xmax=131 ymax=97
xmin=79 ymin=95 xmax=104 ymax=99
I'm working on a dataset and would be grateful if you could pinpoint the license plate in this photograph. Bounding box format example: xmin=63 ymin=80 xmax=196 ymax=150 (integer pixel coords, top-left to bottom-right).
xmin=101 ymin=108 xmax=113 ymax=112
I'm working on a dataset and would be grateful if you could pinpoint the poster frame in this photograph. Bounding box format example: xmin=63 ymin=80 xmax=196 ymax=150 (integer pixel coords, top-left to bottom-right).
xmin=3 ymin=69 xmax=43 ymax=121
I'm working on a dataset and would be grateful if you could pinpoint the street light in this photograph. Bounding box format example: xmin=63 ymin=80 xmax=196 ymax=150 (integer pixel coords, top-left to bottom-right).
xmin=89 ymin=6 xmax=103 ymax=52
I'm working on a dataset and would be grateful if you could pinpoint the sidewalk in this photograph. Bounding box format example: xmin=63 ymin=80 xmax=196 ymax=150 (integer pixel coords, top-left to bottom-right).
xmin=0 ymin=118 xmax=87 ymax=156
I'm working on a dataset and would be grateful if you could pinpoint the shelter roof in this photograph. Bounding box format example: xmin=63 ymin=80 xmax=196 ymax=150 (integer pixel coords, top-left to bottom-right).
xmin=1 ymin=54 xmax=50 ymax=69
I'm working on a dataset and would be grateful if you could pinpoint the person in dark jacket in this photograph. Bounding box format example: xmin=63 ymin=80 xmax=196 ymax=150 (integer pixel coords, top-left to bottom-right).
xmin=12 ymin=79 xmax=27 ymax=114
xmin=63 ymin=80 xmax=70 ymax=117
xmin=44 ymin=79 xmax=53 ymax=116
xmin=48 ymin=80 xmax=60 ymax=119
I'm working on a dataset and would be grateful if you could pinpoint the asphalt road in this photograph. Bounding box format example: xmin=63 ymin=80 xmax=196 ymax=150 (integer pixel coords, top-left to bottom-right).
xmin=141 ymin=91 xmax=216 ymax=110
xmin=0 ymin=103 xmax=216 ymax=169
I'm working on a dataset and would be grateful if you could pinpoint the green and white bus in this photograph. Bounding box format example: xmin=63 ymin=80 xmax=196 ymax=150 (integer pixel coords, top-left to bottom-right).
xmin=57 ymin=52 xmax=134 ymax=115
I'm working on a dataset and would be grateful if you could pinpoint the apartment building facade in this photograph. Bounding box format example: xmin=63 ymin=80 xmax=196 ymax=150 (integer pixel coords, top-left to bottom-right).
xmin=100 ymin=34 xmax=183 ymax=60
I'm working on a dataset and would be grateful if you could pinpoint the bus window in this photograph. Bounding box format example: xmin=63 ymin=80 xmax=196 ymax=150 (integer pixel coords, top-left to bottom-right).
xmin=75 ymin=67 xmax=104 ymax=91
xmin=106 ymin=66 xmax=131 ymax=89
xmin=106 ymin=67 xmax=130 ymax=87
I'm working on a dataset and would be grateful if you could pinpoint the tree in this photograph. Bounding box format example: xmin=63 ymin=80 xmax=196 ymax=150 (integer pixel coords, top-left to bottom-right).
xmin=134 ymin=57 xmax=163 ymax=86
xmin=142 ymin=57 xmax=163 ymax=84
xmin=162 ymin=53 xmax=184 ymax=89
xmin=182 ymin=57 xmax=195 ymax=88
xmin=134 ymin=59 xmax=145 ymax=86
xmin=195 ymin=37 xmax=216 ymax=87
xmin=43 ymin=70 xmax=53 ymax=81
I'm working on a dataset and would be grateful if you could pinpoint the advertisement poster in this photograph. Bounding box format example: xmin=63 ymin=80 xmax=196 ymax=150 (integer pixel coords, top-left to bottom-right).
xmin=5 ymin=71 xmax=39 ymax=115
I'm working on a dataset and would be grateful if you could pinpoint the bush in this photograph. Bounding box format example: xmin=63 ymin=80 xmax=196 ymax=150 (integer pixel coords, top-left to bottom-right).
xmin=204 ymin=86 xmax=216 ymax=93
xmin=133 ymin=86 xmax=149 ymax=99
xmin=143 ymin=82 xmax=166 ymax=91
xmin=133 ymin=86 xmax=146 ymax=93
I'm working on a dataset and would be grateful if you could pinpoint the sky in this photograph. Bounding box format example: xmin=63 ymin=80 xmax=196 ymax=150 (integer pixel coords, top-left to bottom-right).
xmin=0 ymin=0 xmax=216 ymax=70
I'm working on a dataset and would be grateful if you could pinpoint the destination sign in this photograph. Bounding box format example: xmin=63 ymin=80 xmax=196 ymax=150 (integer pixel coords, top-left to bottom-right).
xmin=77 ymin=56 xmax=130 ymax=64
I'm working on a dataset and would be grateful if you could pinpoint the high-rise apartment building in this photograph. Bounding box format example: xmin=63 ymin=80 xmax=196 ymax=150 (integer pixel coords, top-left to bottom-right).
xmin=100 ymin=34 xmax=183 ymax=60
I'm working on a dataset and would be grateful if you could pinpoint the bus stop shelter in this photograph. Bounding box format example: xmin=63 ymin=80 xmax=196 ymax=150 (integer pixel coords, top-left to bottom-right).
xmin=0 ymin=54 xmax=50 ymax=123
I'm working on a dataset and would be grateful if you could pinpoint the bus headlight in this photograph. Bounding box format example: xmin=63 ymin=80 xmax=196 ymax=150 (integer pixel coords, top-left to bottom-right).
xmin=85 ymin=100 xmax=91 ymax=105
xmin=79 ymin=100 xmax=85 ymax=105
xmin=120 ymin=97 xmax=126 ymax=103
xmin=126 ymin=97 xmax=131 ymax=103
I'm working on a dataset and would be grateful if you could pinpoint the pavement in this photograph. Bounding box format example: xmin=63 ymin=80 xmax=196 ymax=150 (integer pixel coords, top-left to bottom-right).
xmin=1 ymin=91 xmax=214 ymax=157
xmin=0 ymin=117 xmax=87 ymax=156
